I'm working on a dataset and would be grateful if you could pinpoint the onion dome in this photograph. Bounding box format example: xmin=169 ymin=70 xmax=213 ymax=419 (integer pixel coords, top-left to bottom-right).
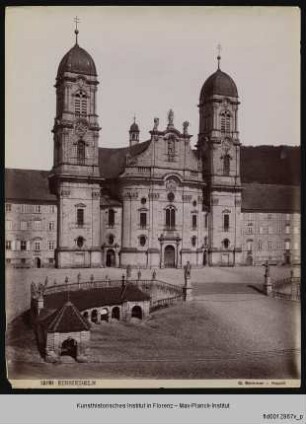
xmin=129 ymin=117 xmax=139 ymax=132
xmin=57 ymin=43 xmax=97 ymax=78
xmin=200 ymin=68 xmax=238 ymax=103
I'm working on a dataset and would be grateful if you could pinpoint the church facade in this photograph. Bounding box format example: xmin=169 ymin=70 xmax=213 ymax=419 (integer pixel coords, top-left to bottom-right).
xmin=5 ymin=32 xmax=301 ymax=269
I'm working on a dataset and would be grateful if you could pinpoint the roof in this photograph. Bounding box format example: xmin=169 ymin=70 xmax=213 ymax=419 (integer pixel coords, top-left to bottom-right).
xmin=242 ymin=183 xmax=300 ymax=212
xmin=200 ymin=69 xmax=238 ymax=102
xmin=98 ymin=139 xmax=151 ymax=178
xmin=5 ymin=146 xmax=300 ymax=213
xmin=43 ymin=301 xmax=90 ymax=333
xmin=57 ymin=43 xmax=97 ymax=78
xmin=44 ymin=285 xmax=150 ymax=311
xmin=130 ymin=122 xmax=140 ymax=132
xmin=5 ymin=168 xmax=56 ymax=203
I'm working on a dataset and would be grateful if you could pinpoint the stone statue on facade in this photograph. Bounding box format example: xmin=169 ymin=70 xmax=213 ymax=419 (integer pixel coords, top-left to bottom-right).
xmin=167 ymin=109 xmax=174 ymax=127
xmin=183 ymin=121 xmax=189 ymax=136
xmin=184 ymin=261 xmax=191 ymax=279
xmin=153 ymin=117 xmax=159 ymax=131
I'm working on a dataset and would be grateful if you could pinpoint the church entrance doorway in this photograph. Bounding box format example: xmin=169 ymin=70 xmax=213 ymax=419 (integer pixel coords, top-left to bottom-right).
xmin=246 ymin=255 xmax=253 ymax=266
xmin=164 ymin=245 xmax=175 ymax=268
xmin=60 ymin=337 xmax=77 ymax=359
xmin=35 ymin=257 xmax=41 ymax=268
xmin=106 ymin=249 xmax=116 ymax=267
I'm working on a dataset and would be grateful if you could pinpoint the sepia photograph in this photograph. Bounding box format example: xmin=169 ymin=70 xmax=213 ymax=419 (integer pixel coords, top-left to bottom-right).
xmin=5 ymin=6 xmax=301 ymax=388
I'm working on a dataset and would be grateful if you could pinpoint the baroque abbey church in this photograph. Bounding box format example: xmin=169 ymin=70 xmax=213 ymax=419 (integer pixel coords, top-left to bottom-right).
xmin=5 ymin=30 xmax=300 ymax=269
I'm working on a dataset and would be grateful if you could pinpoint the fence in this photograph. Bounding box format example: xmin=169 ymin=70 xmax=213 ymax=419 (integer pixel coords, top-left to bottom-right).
xmin=272 ymin=277 xmax=300 ymax=302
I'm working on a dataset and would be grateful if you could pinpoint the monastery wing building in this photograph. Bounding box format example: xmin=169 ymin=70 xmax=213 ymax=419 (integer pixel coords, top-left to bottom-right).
xmin=5 ymin=31 xmax=300 ymax=269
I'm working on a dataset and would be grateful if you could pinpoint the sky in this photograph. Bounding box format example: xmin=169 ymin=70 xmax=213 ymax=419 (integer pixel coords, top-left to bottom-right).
xmin=5 ymin=6 xmax=300 ymax=170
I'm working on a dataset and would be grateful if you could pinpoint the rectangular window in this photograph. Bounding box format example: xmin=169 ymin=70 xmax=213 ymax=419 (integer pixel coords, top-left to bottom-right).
xmin=49 ymin=222 xmax=55 ymax=231
xmin=34 ymin=205 xmax=41 ymax=213
xmin=75 ymin=98 xmax=81 ymax=115
xmin=247 ymin=240 xmax=253 ymax=252
xmin=192 ymin=214 xmax=197 ymax=229
xmin=223 ymin=214 xmax=229 ymax=232
xmin=108 ymin=209 xmax=115 ymax=226
xmin=6 ymin=220 xmax=12 ymax=231
xmin=285 ymin=240 xmax=290 ymax=250
xmin=140 ymin=212 xmax=147 ymax=228
xmin=5 ymin=203 xmax=12 ymax=212
xmin=204 ymin=214 xmax=208 ymax=229
xmin=247 ymin=223 xmax=253 ymax=234
xmin=33 ymin=220 xmax=41 ymax=231
xmin=286 ymin=214 xmax=290 ymax=221
xmin=50 ymin=205 xmax=55 ymax=213
xmin=48 ymin=241 xmax=55 ymax=250
xmin=34 ymin=241 xmax=41 ymax=251
xmin=285 ymin=224 xmax=290 ymax=234
xmin=20 ymin=240 xmax=27 ymax=251
xmin=81 ymin=99 xmax=87 ymax=116
xmin=77 ymin=209 xmax=84 ymax=227
xmin=6 ymin=240 xmax=11 ymax=250
xmin=21 ymin=221 xmax=27 ymax=230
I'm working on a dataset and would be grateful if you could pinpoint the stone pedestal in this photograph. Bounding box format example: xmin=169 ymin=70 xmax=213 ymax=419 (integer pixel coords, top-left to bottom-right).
xmin=183 ymin=275 xmax=192 ymax=301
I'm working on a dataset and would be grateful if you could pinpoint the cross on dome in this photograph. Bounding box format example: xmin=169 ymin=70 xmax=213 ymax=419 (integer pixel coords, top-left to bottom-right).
xmin=217 ymin=43 xmax=222 ymax=69
xmin=74 ymin=16 xmax=80 ymax=44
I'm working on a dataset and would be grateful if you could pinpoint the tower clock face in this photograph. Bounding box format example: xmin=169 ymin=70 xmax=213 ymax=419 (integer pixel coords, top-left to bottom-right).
xmin=75 ymin=121 xmax=88 ymax=137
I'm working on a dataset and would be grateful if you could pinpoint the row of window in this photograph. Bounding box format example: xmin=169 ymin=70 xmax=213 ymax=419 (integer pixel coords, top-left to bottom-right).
xmin=246 ymin=239 xmax=299 ymax=252
xmin=5 ymin=220 xmax=55 ymax=231
xmin=5 ymin=204 xmax=56 ymax=214
xmin=6 ymin=240 xmax=55 ymax=251
xmin=245 ymin=224 xmax=299 ymax=235
xmin=245 ymin=213 xmax=298 ymax=221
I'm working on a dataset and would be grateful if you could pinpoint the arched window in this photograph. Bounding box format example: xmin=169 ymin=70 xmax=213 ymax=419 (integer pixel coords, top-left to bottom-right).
xmin=140 ymin=211 xmax=147 ymax=228
xmin=191 ymin=236 xmax=197 ymax=247
xmin=108 ymin=209 xmax=115 ymax=227
xmin=108 ymin=234 xmax=114 ymax=245
xmin=139 ymin=235 xmax=146 ymax=247
xmin=165 ymin=206 xmax=176 ymax=229
xmin=75 ymin=91 xmax=87 ymax=117
xmin=220 ymin=111 xmax=231 ymax=133
xmin=77 ymin=140 xmax=85 ymax=165
xmin=223 ymin=154 xmax=230 ymax=176
xmin=223 ymin=238 xmax=230 ymax=249
xmin=223 ymin=214 xmax=229 ymax=232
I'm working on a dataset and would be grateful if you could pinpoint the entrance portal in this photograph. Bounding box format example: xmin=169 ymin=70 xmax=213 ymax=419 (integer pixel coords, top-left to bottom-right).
xmin=60 ymin=337 xmax=77 ymax=359
xmin=164 ymin=245 xmax=175 ymax=268
xmin=106 ymin=249 xmax=116 ymax=267
xmin=35 ymin=257 xmax=41 ymax=268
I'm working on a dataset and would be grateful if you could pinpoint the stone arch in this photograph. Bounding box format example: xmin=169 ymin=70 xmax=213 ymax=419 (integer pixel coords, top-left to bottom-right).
xmin=131 ymin=305 xmax=142 ymax=320
xmin=106 ymin=249 xmax=116 ymax=267
xmin=100 ymin=308 xmax=109 ymax=322
xmin=112 ymin=306 xmax=120 ymax=320
xmin=91 ymin=309 xmax=98 ymax=323
xmin=60 ymin=337 xmax=77 ymax=359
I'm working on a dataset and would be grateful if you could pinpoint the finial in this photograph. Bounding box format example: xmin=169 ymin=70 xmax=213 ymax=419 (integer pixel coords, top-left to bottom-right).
xmin=133 ymin=115 xmax=136 ymax=124
xmin=74 ymin=16 xmax=80 ymax=44
xmin=217 ymin=43 xmax=222 ymax=69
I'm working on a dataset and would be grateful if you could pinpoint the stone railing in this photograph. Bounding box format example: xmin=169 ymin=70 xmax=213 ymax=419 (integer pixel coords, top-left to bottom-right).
xmin=41 ymin=277 xmax=184 ymax=304
xmin=272 ymin=277 xmax=300 ymax=302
